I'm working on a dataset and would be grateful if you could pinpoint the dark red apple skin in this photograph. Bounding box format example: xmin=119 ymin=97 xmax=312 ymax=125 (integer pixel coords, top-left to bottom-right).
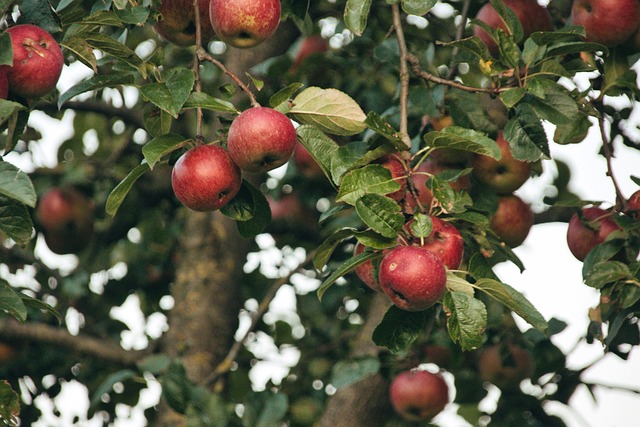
xmin=477 ymin=344 xmax=534 ymax=390
xmin=227 ymin=107 xmax=297 ymax=173
xmin=377 ymin=154 xmax=408 ymax=202
xmin=209 ymin=0 xmax=281 ymax=48
xmin=408 ymin=161 xmax=471 ymax=211
xmin=571 ymin=0 xmax=640 ymax=47
xmin=290 ymin=35 xmax=329 ymax=73
xmin=473 ymin=0 xmax=553 ymax=56
xmin=293 ymin=143 xmax=324 ymax=179
xmin=379 ymin=245 xmax=447 ymax=311
xmin=2 ymin=25 xmax=63 ymax=99
xmin=566 ymin=206 xmax=622 ymax=261
xmin=0 ymin=69 xmax=8 ymax=99
xmin=405 ymin=216 xmax=464 ymax=271
xmin=171 ymin=144 xmax=242 ymax=211
xmin=628 ymin=190 xmax=640 ymax=219
xmin=423 ymin=344 xmax=454 ymax=369
xmin=155 ymin=0 xmax=217 ymax=47
xmin=471 ymin=132 xmax=532 ymax=195
xmin=490 ymin=195 xmax=534 ymax=248
xmin=353 ymin=242 xmax=381 ymax=292
xmin=389 ymin=369 xmax=449 ymax=421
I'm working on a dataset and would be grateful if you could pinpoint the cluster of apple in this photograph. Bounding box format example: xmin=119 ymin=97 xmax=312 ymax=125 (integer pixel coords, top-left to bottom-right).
xmin=155 ymin=0 xmax=281 ymax=49
xmin=0 ymin=24 xmax=64 ymax=99
xmin=171 ymin=106 xmax=297 ymax=211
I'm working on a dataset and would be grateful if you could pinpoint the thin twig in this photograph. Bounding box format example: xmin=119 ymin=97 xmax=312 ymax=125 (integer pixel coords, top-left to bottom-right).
xmin=192 ymin=0 xmax=204 ymax=143
xmin=447 ymin=0 xmax=472 ymax=80
xmin=392 ymin=3 xmax=412 ymax=148
xmin=598 ymin=113 xmax=627 ymax=211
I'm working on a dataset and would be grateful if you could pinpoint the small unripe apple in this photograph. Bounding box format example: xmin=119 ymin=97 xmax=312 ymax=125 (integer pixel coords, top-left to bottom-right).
xmin=473 ymin=0 xmax=553 ymax=56
xmin=490 ymin=195 xmax=534 ymax=248
xmin=377 ymin=154 xmax=408 ymax=202
xmin=471 ymin=132 xmax=532 ymax=195
xmin=389 ymin=369 xmax=449 ymax=421
xmin=0 ymin=69 xmax=8 ymax=99
xmin=477 ymin=344 xmax=533 ymax=390
xmin=379 ymin=245 xmax=447 ymax=311
xmin=155 ymin=0 xmax=218 ymax=46
xmin=566 ymin=206 xmax=621 ymax=261
xmin=627 ymin=190 xmax=640 ymax=219
xmin=209 ymin=0 xmax=281 ymax=48
xmin=227 ymin=107 xmax=297 ymax=173
xmin=290 ymin=35 xmax=329 ymax=73
xmin=1 ymin=24 xmax=64 ymax=98
xmin=405 ymin=216 xmax=464 ymax=271
xmin=353 ymin=242 xmax=381 ymax=292
xmin=570 ymin=0 xmax=640 ymax=47
xmin=171 ymin=144 xmax=242 ymax=211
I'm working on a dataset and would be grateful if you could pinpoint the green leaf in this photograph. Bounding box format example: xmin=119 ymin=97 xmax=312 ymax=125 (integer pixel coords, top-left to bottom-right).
xmin=222 ymin=181 xmax=271 ymax=238
xmin=0 ymin=380 xmax=20 ymax=423
xmin=137 ymin=354 xmax=172 ymax=375
xmin=474 ymin=278 xmax=548 ymax=333
xmin=372 ymin=305 xmax=429 ymax=355
xmin=182 ymin=92 xmax=239 ymax=114
xmin=78 ymin=10 xmax=123 ymax=27
xmin=290 ymin=87 xmax=367 ymax=136
xmin=441 ymin=36 xmax=490 ymax=60
xmin=83 ymin=32 xmax=147 ymax=78
xmin=554 ymin=112 xmax=591 ymax=145
xmin=355 ymin=194 xmax=404 ymax=238
xmin=331 ymin=357 xmax=380 ymax=389
xmin=313 ymin=228 xmax=357 ymax=271
xmin=0 ymin=100 xmax=26 ymax=125
xmin=58 ymin=73 xmax=136 ymax=108
xmin=0 ymin=280 xmax=27 ymax=322
xmin=161 ymin=361 xmax=192 ymax=414
xmin=0 ymin=197 xmax=32 ymax=245
xmin=364 ymin=112 xmax=407 ymax=151
xmin=21 ymin=294 xmax=61 ymax=323
xmin=337 ymin=164 xmax=402 ymax=205
xmin=243 ymin=392 xmax=288 ymax=427
xmin=401 ymin=0 xmax=437 ymax=15
xmin=0 ymin=32 xmax=12 ymax=66
xmin=344 ymin=0 xmax=373 ymax=36
xmin=330 ymin=140 xmax=397 ymax=184
xmin=504 ymin=106 xmax=549 ymax=161
xmin=61 ymin=36 xmax=98 ymax=72
xmin=443 ymin=291 xmax=487 ymax=351
xmin=490 ymin=0 xmax=523 ymax=42
xmin=106 ymin=163 xmax=150 ymax=216
xmin=140 ymin=68 xmax=195 ymax=118
xmin=354 ymin=229 xmax=397 ymax=249
xmin=296 ymin=124 xmax=340 ymax=184
xmin=446 ymin=272 xmax=475 ymax=297
xmin=0 ymin=162 xmax=36 ymax=207
xmin=424 ymin=126 xmax=501 ymax=159
xmin=500 ymin=87 xmax=526 ymax=109
xmin=19 ymin=0 xmax=61 ymax=33
xmin=187 ymin=388 xmax=228 ymax=427
xmin=584 ymin=261 xmax=632 ymax=289
xmin=317 ymin=250 xmax=381 ymax=300
xmin=144 ymin=107 xmax=173 ymax=138
xmin=269 ymin=82 xmax=304 ymax=109
xmin=90 ymin=370 xmax=137 ymax=409
xmin=142 ymin=134 xmax=187 ymax=169
xmin=409 ymin=213 xmax=433 ymax=238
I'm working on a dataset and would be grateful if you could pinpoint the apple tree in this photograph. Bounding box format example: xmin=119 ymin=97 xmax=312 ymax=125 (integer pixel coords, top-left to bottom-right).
xmin=1 ymin=0 xmax=639 ymax=425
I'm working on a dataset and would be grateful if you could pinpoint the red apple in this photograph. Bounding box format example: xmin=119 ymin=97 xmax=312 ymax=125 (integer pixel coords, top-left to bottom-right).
xmin=473 ymin=0 xmax=553 ymax=56
xmin=423 ymin=344 xmax=454 ymax=369
xmin=408 ymin=161 xmax=471 ymax=211
xmin=0 ymin=342 xmax=16 ymax=364
xmin=227 ymin=107 xmax=297 ymax=173
xmin=378 ymin=245 xmax=447 ymax=311
xmin=627 ymin=190 xmax=640 ymax=219
xmin=268 ymin=192 xmax=316 ymax=225
xmin=389 ymin=369 xmax=449 ymax=421
xmin=377 ymin=154 xmax=408 ymax=202
xmin=171 ymin=144 xmax=242 ymax=211
xmin=209 ymin=0 xmax=281 ymax=48
xmin=36 ymin=187 xmax=95 ymax=254
xmin=405 ymin=216 xmax=464 ymax=270
xmin=477 ymin=344 xmax=533 ymax=390
xmin=571 ymin=0 xmax=640 ymax=47
xmin=353 ymin=242 xmax=381 ymax=292
xmin=471 ymin=132 xmax=532 ymax=195
xmin=490 ymin=195 xmax=534 ymax=248
xmin=155 ymin=0 xmax=218 ymax=47
xmin=293 ymin=143 xmax=324 ymax=179
xmin=1 ymin=25 xmax=63 ymax=98
xmin=290 ymin=35 xmax=329 ymax=73
xmin=566 ymin=206 xmax=622 ymax=261
xmin=0 ymin=68 xmax=8 ymax=99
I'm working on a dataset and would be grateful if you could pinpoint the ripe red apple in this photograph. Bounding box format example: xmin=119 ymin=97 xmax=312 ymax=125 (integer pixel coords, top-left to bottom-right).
xmin=154 ymin=0 xmax=218 ymax=46
xmin=389 ymin=369 xmax=449 ymax=421
xmin=477 ymin=344 xmax=533 ymax=390
xmin=290 ymin=35 xmax=329 ymax=73
xmin=209 ymin=0 xmax=281 ymax=48
xmin=227 ymin=107 xmax=297 ymax=173
xmin=423 ymin=344 xmax=454 ymax=369
xmin=353 ymin=242 xmax=381 ymax=292
xmin=0 ymin=69 xmax=8 ymax=99
xmin=377 ymin=154 xmax=408 ymax=202
xmin=628 ymin=190 xmax=640 ymax=219
xmin=566 ymin=206 xmax=622 ymax=261
xmin=471 ymin=132 xmax=532 ymax=195
xmin=36 ymin=187 xmax=95 ymax=254
xmin=379 ymin=245 xmax=447 ymax=311
xmin=267 ymin=192 xmax=317 ymax=226
xmin=571 ymin=0 xmax=640 ymax=47
xmin=1 ymin=25 xmax=63 ymax=98
xmin=490 ymin=195 xmax=534 ymax=248
xmin=405 ymin=216 xmax=464 ymax=270
xmin=171 ymin=144 xmax=242 ymax=211
xmin=408 ymin=161 xmax=471 ymax=211
xmin=293 ymin=143 xmax=324 ymax=179
xmin=473 ymin=0 xmax=553 ymax=56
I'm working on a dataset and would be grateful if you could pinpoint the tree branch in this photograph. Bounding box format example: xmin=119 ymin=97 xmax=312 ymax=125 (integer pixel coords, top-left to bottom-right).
xmin=38 ymin=100 xmax=145 ymax=130
xmin=392 ymin=3 xmax=412 ymax=148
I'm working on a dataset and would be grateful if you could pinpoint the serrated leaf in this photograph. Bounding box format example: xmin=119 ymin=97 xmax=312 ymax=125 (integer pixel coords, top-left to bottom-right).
xmin=182 ymin=92 xmax=238 ymax=114
xmin=490 ymin=0 xmax=523 ymax=42
xmin=313 ymin=228 xmax=357 ymax=270
xmin=83 ymin=32 xmax=147 ymax=78
xmin=106 ymin=163 xmax=150 ymax=216
xmin=330 ymin=139 xmax=396 ymax=183
xmin=474 ymin=278 xmax=548 ymax=333
xmin=0 ymin=281 xmax=27 ymax=322
xmin=584 ymin=261 xmax=632 ymax=289
xmin=0 ymin=162 xmax=36 ymax=207
xmin=58 ymin=73 xmax=136 ymax=108
xmin=441 ymin=36 xmax=490 ymax=60
xmin=344 ymin=0 xmax=372 ymax=36
xmin=401 ymin=0 xmax=437 ymax=15
xmin=269 ymin=83 xmax=304 ymax=109
xmin=424 ymin=126 xmax=501 ymax=159
xmin=372 ymin=305 xmax=429 ymax=355
xmin=443 ymin=291 xmax=486 ymax=351
xmin=504 ymin=107 xmax=549 ymax=161
xmin=331 ymin=357 xmax=380 ymax=389
xmin=290 ymin=87 xmax=367 ymax=136
xmin=355 ymin=194 xmax=404 ymax=238
xmin=364 ymin=112 xmax=406 ymax=150
xmin=140 ymin=68 xmax=195 ymax=118
xmin=337 ymin=164 xmax=402 ymax=205
xmin=296 ymin=124 xmax=340 ymax=184
xmin=142 ymin=134 xmax=187 ymax=169
xmin=317 ymin=250 xmax=381 ymax=300
xmin=354 ymin=229 xmax=397 ymax=249
xmin=446 ymin=272 xmax=475 ymax=297
xmin=61 ymin=36 xmax=98 ymax=72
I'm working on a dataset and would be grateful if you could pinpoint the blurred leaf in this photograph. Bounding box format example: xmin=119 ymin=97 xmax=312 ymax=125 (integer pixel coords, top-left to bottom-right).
xmin=584 ymin=261 xmax=632 ymax=289
xmin=106 ymin=163 xmax=150 ymax=216
xmin=355 ymin=194 xmax=404 ymax=238
xmin=0 ymin=162 xmax=36 ymax=207
xmin=424 ymin=126 xmax=501 ymax=159
xmin=441 ymin=36 xmax=490 ymax=60
xmin=296 ymin=124 xmax=340 ymax=184
xmin=0 ymin=32 xmax=12 ymax=66
xmin=344 ymin=0 xmax=372 ymax=36
xmin=0 ymin=100 xmax=25 ymax=125
xmin=0 ymin=196 xmax=33 ymax=246
xmin=0 ymin=280 xmax=27 ymax=322
xmin=290 ymin=87 xmax=367 ymax=136
xmin=372 ymin=305 xmax=429 ymax=355
xmin=181 ymin=92 xmax=238 ymax=114
xmin=243 ymin=391 xmax=288 ymax=427
xmin=337 ymin=164 xmax=401 ymax=205
xmin=490 ymin=0 xmax=523 ymax=42
xmin=313 ymin=227 xmax=357 ymax=270
xmin=137 ymin=354 xmax=171 ymax=375
xmin=331 ymin=356 xmax=380 ymax=389
xmin=401 ymin=0 xmax=437 ymax=15
xmin=161 ymin=361 xmax=192 ymax=414
xmin=140 ymin=68 xmax=195 ymax=118
xmin=0 ymin=380 xmax=19 ymax=423
xmin=223 ymin=181 xmax=271 ymax=238
xmin=83 ymin=32 xmax=147 ymax=78
xmin=58 ymin=73 xmax=136 ymax=108
xmin=443 ymin=291 xmax=487 ymax=351
xmin=317 ymin=250 xmax=380 ymax=300
xmin=21 ymin=295 xmax=61 ymax=323
xmin=187 ymin=388 xmax=228 ymax=427
xmin=554 ymin=112 xmax=591 ymax=144
xmin=90 ymin=370 xmax=137 ymax=409
xmin=270 ymin=82 xmax=304 ymax=109
xmin=142 ymin=134 xmax=187 ymax=169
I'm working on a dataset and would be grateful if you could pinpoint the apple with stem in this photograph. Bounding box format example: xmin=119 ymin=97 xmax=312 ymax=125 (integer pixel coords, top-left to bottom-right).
xmin=209 ymin=0 xmax=281 ymax=48
xmin=1 ymin=24 xmax=63 ymax=98
xmin=227 ymin=107 xmax=297 ymax=173
xmin=490 ymin=194 xmax=534 ymax=248
xmin=378 ymin=245 xmax=447 ymax=311
xmin=155 ymin=0 xmax=218 ymax=47
xmin=389 ymin=369 xmax=449 ymax=421
xmin=566 ymin=206 xmax=622 ymax=261
xmin=171 ymin=144 xmax=242 ymax=211
xmin=571 ymin=0 xmax=640 ymax=47
xmin=405 ymin=215 xmax=464 ymax=271
xmin=471 ymin=132 xmax=532 ymax=195
xmin=477 ymin=343 xmax=534 ymax=390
